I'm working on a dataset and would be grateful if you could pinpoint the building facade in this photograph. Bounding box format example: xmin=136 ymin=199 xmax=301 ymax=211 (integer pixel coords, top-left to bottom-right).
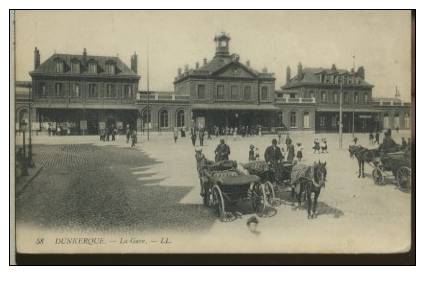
xmin=280 ymin=63 xmax=411 ymax=132
xmin=20 ymin=34 xmax=411 ymax=135
xmin=173 ymin=33 xmax=278 ymax=131
xmin=30 ymin=48 xmax=140 ymax=134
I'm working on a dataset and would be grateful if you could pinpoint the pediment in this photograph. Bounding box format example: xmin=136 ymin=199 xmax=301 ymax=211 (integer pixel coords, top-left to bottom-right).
xmin=214 ymin=62 xmax=258 ymax=79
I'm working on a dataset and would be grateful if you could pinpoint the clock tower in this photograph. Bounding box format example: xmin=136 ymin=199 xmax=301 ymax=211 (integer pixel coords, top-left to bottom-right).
xmin=214 ymin=32 xmax=230 ymax=56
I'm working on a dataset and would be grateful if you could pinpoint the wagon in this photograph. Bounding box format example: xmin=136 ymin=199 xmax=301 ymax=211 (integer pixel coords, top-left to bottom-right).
xmin=197 ymin=159 xmax=268 ymax=221
xmin=371 ymin=151 xmax=411 ymax=190
xmin=241 ymin=160 xmax=295 ymax=205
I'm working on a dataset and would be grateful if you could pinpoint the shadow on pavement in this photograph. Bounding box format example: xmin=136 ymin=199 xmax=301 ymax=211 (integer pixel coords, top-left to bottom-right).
xmin=16 ymin=143 xmax=217 ymax=233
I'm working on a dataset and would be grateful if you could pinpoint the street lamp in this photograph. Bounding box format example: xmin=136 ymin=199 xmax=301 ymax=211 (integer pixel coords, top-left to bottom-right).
xmin=28 ymin=85 xmax=35 ymax=167
xmin=20 ymin=119 xmax=29 ymax=176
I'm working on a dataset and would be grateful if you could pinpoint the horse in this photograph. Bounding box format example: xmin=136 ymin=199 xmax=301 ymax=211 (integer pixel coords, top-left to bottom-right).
xmin=291 ymin=161 xmax=327 ymax=219
xmin=348 ymin=145 xmax=379 ymax=178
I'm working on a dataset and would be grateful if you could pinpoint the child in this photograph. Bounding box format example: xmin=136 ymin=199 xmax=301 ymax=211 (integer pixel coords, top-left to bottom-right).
xmin=321 ymin=138 xmax=328 ymax=153
xmin=296 ymin=143 xmax=303 ymax=161
xmin=254 ymin=147 xmax=260 ymax=161
xmin=313 ymin=138 xmax=320 ymax=154
xmin=353 ymin=136 xmax=358 ymax=145
xmin=249 ymin=145 xmax=255 ymax=161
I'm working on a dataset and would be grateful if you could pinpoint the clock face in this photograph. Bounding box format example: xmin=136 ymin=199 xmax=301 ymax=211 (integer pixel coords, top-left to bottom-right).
xmin=220 ymin=40 xmax=227 ymax=47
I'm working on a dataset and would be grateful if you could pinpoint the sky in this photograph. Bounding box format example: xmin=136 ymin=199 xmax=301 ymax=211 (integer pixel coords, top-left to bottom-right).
xmin=14 ymin=10 xmax=412 ymax=101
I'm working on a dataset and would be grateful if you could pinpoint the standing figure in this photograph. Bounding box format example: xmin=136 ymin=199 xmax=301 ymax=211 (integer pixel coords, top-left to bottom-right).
xmin=313 ymin=138 xmax=320 ymax=154
xmin=248 ymin=145 xmax=255 ymax=161
xmin=375 ymin=131 xmax=380 ymax=145
xmin=321 ymin=138 xmax=328 ymax=153
xmin=296 ymin=143 xmax=303 ymax=162
xmin=286 ymin=140 xmax=295 ymax=162
xmin=173 ymin=127 xmax=178 ymax=143
xmin=199 ymin=128 xmax=205 ymax=146
xmin=111 ymin=126 xmax=117 ymax=141
xmin=353 ymin=136 xmax=358 ymax=145
xmin=285 ymin=134 xmax=292 ymax=152
xmin=126 ymin=124 xmax=131 ymax=143
xmin=190 ymin=127 xmax=197 ymax=147
xmin=369 ymin=132 xmax=374 ymax=144
xmin=401 ymin=137 xmax=407 ymax=149
xmin=131 ymin=130 xmax=137 ymax=147
xmin=215 ymin=139 xmax=231 ymax=162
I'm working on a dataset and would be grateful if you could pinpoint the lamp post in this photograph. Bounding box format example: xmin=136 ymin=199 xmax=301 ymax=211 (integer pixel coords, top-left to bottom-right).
xmin=28 ymin=85 xmax=35 ymax=167
xmin=20 ymin=119 xmax=29 ymax=176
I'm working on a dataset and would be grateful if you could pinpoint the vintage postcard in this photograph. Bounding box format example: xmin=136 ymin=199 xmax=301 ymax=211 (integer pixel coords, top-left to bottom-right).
xmin=11 ymin=10 xmax=414 ymax=259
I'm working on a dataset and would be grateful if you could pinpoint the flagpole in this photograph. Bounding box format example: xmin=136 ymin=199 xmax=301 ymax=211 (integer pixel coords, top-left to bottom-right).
xmin=147 ymin=41 xmax=150 ymax=141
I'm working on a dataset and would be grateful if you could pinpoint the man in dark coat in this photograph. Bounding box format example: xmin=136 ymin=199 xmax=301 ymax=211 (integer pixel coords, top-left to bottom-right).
xmin=215 ymin=139 xmax=230 ymax=162
xmin=199 ymin=128 xmax=205 ymax=146
xmin=286 ymin=141 xmax=295 ymax=162
xmin=285 ymin=134 xmax=292 ymax=152
xmin=379 ymin=129 xmax=398 ymax=153
xmin=190 ymin=127 xmax=197 ymax=147
xmin=264 ymin=139 xmax=284 ymax=165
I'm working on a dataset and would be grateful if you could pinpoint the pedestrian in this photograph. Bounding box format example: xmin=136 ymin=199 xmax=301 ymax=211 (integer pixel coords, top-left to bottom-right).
xmin=285 ymin=134 xmax=292 ymax=152
xmin=313 ymin=138 xmax=320 ymax=154
xmin=173 ymin=127 xmax=178 ymax=143
xmin=190 ymin=127 xmax=197 ymax=147
xmin=278 ymin=132 xmax=282 ymax=145
xmin=375 ymin=131 xmax=380 ymax=145
xmin=369 ymin=132 xmax=374 ymax=144
xmin=131 ymin=130 xmax=137 ymax=147
xmin=48 ymin=125 xmax=51 ymax=136
xmin=111 ymin=126 xmax=117 ymax=141
xmin=353 ymin=136 xmax=358 ymax=145
xmin=321 ymin=138 xmax=328 ymax=153
xmin=106 ymin=128 xmax=110 ymax=141
xmin=215 ymin=139 xmax=231 ymax=162
xmin=286 ymin=140 xmax=295 ymax=162
xmin=258 ymin=125 xmax=262 ymax=136
xmin=207 ymin=127 xmax=212 ymax=140
xmin=296 ymin=142 xmax=303 ymax=162
xmin=199 ymin=128 xmax=205 ymax=146
xmin=126 ymin=124 xmax=130 ymax=143
xmin=249 ymin=145 xmax=255 ymax=161
xmin=233 ymin=127 xmax=237 ymax=141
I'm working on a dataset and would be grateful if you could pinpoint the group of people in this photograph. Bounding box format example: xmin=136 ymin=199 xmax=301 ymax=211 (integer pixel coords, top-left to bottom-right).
xmin=211 ymin=125 xmax=264 ymax=137
xmin=313 ymin=138 xmax=328 ymax=154
xmin=99 ymin=124 xmax=138 ymax=147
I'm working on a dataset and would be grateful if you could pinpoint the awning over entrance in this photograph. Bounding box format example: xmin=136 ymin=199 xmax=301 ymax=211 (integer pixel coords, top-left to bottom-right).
xmin=191 ymin=103 xmax=278 ymax=111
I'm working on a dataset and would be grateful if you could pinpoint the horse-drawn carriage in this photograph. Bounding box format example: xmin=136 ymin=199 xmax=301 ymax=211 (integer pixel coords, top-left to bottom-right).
xmin=372 ymin=151 xmax=411 ymax=190
xmin=195 ymin=150 xmax=270 ymax=222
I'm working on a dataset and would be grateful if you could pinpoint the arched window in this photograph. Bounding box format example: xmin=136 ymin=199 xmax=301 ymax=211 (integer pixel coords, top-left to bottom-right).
xmin=142 ymin=109 xmax=152 ymax=129
xmin=394 ymin=113 xmax=400 ymax=128
xmin=177 ymin=110 xmax=185 ymax=127
xmin=383 ymin=113 xmax=389 ymax=129
xmin=159 ymin=110 xmax=169 ymax=128
xmin=303 ymin=112 xmax=310 ymax=128
xmin=320 ymin=91 xmax=327 ymax=102
xmin=405 ymin=112 xmax=410 ymax=129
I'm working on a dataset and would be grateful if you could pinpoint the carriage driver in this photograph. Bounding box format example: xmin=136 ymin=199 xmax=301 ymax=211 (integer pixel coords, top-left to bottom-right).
xmin=215 ymin=139 xmax=231 ymax=162
xmin=378 ymin=129 xmax=398 ymax=153
xmin=264 ymin=138 xmax=284 ymax=165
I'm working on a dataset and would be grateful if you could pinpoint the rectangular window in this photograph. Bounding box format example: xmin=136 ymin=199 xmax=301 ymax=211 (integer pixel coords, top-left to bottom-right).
xmin=72 ymin=83 xmax=80 ymax=97
xmin=39 ymin=83 xmax=47 ymax=97
xmin=290 ymin=93 xmax=296 ymax=99
xmin=303 ymin=112 xmax=310 ymax=128
xmin=333 ymin=92 xmax=338 ymax=104
xmin=231 ymin=86 xmax=239 ymax=100
xmin=217 ymin=85 xmax=224 ymax=100
xmin=290 ymin=112 xmax=297 ymax=128
xmin=319 ymin=116 xmax=326 ymax=127
xmin=331 ymin=115 xmax=338 ymax=128
xmin=197 ymin=85 xmax=205 ymax=99
xmin=88 ymin=63 xmax=97 ymax=74
xmin=55 ymin=61 xmax=63 ymax=73
xmin=107 ymin=64 xmax=115 ymax=75
xmin=106 ymin=84 xmax=115 ymax=98
xmin=124 ymin=85 xmax=133 ymax=98
xmin=354 ymin=93 xmax=359 ymax=104
xmin=243 ymin=86 xmax=251 ymax=100
xmin=55 ymin=83 xmax=62 ymax=97
xmin=321 ymin=92 xmax=327 ymax=102
xmin=88 ymin=84 xmax=97 ymax=98
xmin=344 ymin=93 xmax=349 ymax=104
xmin=261 ymin=86 xmax=268 ymax=101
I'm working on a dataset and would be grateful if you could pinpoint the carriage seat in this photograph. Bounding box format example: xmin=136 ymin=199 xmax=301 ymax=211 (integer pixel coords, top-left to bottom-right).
xmin=208 ymin=169 xmax=260 ymax=186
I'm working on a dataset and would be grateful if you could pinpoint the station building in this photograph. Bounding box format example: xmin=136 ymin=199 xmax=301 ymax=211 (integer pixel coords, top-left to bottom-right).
xmin=18 ymin=33 xmax=411 ymax=135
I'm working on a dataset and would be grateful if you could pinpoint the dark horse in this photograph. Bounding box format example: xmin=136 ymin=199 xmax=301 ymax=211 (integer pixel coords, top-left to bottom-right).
xmin=348 ymin=145 xmax=379 ymax=178
xmin=292 ymin=161 xmax=327 ymax=219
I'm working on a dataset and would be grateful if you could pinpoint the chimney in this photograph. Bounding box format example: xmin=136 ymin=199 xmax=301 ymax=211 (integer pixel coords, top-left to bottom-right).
xmin=130 ymin=52 xmax=138 ymax=74
xmin=262 ymin=67 xmax=268 ymax=73
xmin=195 ymin=62 xmax=199 ymax=69
xmin=286 ymin=66 xmax=291 ymax=83
xmin=297 ymin=62 xmax=303 ymax=78
xmin=331 ymin=64 xmax=336 ymax=71
xmin=246 ymin=60 xmax=250 ymax=67
xmin=34 ymin=47 xmax=40 ymax=70
xmin=203 ymin=58 xmax=207 ymax=66
xmin=178 ymin=68 xmax=182 ymax=76
xmin=184 ymin=64 xmax=189 ymax=73
xmin=82 ymin=48 xmax=87 ymax=66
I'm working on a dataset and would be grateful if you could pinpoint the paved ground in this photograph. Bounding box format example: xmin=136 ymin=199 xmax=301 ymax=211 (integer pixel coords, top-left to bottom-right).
xmin=15 ymin=130 xmax=412 ymax=253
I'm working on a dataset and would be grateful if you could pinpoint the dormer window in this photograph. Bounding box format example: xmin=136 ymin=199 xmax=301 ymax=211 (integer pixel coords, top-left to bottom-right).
xmin=88 ymin=61 xmax=97 ymax=74
xmin=106 ymin=61 xmax=116 ymax=75
xmin=71 ymin=60 xmax=80 ymax=73
xmin=55 ymin=59 xmax=64 ymax=73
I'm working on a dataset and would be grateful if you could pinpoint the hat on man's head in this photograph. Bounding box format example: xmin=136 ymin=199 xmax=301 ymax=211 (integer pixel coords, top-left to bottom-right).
xmin=250 ymin=144 xmax=254 ymax=149
xmin=272 ymin=138 xmax=278 ymax=145
xmin=220 ymin=139 xmax=225 ymax=144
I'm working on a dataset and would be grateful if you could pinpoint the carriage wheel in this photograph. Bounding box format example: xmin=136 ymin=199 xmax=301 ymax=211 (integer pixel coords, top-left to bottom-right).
xmin=252 ymin=183 xmax=267 ymax=217
xmin=264 ymin=181 xmax=278 ymax=207
xmin=372 ymin=168 xmax=385 ymax=185
xmin=212 ymin=185 xmax=225 ymax=221
xmin=397 ymin=167 xmax=411 ymax=190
